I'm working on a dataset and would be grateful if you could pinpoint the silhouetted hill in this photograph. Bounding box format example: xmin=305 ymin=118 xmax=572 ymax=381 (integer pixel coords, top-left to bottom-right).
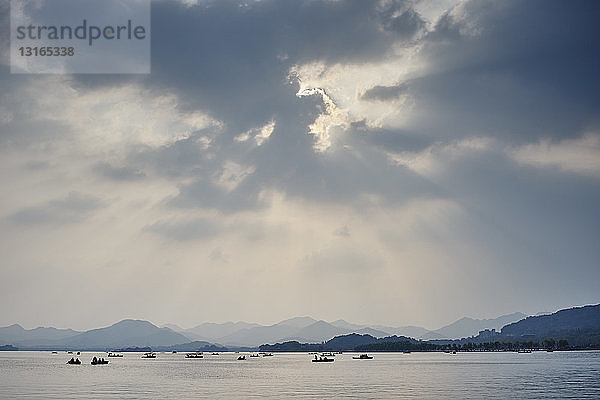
xmin=53 ymin=319 xmax=191 ymax=350
xmin=183 ymin=321 xmax=262 ymax=341
xmin=259 ymin=333 xmax=418 ymax=352
xmin=420 ymin=312 xmax=527 ymax=339
xmin=501 ymin=304 xmax=600 ymax=337
xmin=290 ymin=320 xmax=343 ymax=342
xmin=0 ymin=324 xmax=80 ymax=346
xmin=217 ymin=323 xmax=300 ymax=347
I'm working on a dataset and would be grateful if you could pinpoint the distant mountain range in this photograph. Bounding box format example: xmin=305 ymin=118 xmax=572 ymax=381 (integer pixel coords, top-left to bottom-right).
xmin=158 ymin=313 xmax=526 ymax=346
xmin=495 ymin=304 xmax=600 ymax=347
xmin=425 ymin=304 xmax=600 ymax=349
xmin=0 ymin=324 xmax=80 ymax=346
xmin=0 ymin=314 xmax=528 ymax=350
xmin=0 ymin=319 xmax=190 ymax=350
xmin=501 ymin=304 xmax=600 ymax=336
xmin=419 ymin=312 xmax=527 ymax=340
xmin=261 ymin=305 xmax=600 ymax=352
xmin=3 ymin=306 xmax=597 ymax=350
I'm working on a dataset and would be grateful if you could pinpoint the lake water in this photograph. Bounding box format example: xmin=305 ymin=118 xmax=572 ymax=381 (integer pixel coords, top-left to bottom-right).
xmin=1 ymin=351 xmax=599 ymax=399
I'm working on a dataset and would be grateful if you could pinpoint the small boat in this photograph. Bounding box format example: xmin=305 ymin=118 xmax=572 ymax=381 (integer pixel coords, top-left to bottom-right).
xmin=107 ymin=353 xmax=123 ymax=357
xmin=172 ymin=351 xmax=177 ymax=354
xmin=237 ymin=355 xmax=246 ymax=360
xmin=249 ymin=354 xmax=259 ymax=358
xmin=321 ymin=352 xmax=335 ymax=357
xmin=262 ymin=353 xmax=273 ymax=357
xmin=51 ymin=351 xmax=58 ymax=354
xmin=517 ymin=350 xmax=532 ymax=353
xmin=91 ymin=357 xmax=109 ymax=365
xmin=352 ymin=354 xmax=373 ymax=359
xmin=67 ymin=351 xmax=73 ymax=354
xmin=186 ymin=352 xmax=204 ymax=359
xmin=76 ymin=352 xmax=80 ymax=355
xmin=312 ymin=356 xmax=334 ymax=363
xmin=67 ymin=358 xmax=81 ymax=365
xmin=211 ymin=353 xmax=219 ymax=356
xmin=142 ymin=352 xmax=156 ymax=358
xmin=403 ymin=351 xmax=411 ymax=354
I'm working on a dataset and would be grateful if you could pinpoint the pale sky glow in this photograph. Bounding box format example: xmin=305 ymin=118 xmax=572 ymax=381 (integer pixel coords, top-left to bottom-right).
xmin=1 ymin=0 xmax=599 ymax=332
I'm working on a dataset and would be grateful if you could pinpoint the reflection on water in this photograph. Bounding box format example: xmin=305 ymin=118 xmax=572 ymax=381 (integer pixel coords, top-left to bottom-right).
xmin=1 ymin=351 xmax=599 ymax=399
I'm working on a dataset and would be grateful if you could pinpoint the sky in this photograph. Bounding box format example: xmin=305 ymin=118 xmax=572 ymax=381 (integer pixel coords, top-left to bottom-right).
xmin=1 ymin=0 xmax=599 ymax=331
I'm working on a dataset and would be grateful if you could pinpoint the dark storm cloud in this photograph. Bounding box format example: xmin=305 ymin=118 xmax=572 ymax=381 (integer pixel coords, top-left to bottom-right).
xmin=10 ymin=0 xmax=600 ymax=216
xmin=378 ymin=4 xmax=425 ymax=39
xmin=408 ymin=0 xmax=600 ymax=143
xmin=31 ymin=0 xmax=433 ymax=215
xmin=75 ymin=0 xmax=423 ymax=126
xmin=10 ymin=192 xmax=104 ymax=225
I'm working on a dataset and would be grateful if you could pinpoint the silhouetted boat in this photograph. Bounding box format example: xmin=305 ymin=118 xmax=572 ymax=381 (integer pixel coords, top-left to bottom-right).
xmin=352 ymin=354 xmax=373 ymax=359
xmin=91 ymin=357 xmax=109 ymax=365
xmin=107 ymin=353 xmax=123 ymax=357
xmin=67 ymin=358 xmax=81 ymax=365
xmin=172 ymin=351 xmax=177 ymax=354
xmin=51 ymin=351 xmax=58 ymax=354
xmin=262 ymin=353 xmax=273 ymax=357
xmin=312 ymin=356 xmax=334 ymax=362
xmin=186 ymin=352 xmax=203 ymax=359
xmin=250 ymin=354 xmax=259 ymax=358
xmin=238 ymin=355 xmax=246 ymax=360
xmin=142 ymin=352 xmax=156 ymax=358
xmin=211 ymin=353 xmax=219 ymax=355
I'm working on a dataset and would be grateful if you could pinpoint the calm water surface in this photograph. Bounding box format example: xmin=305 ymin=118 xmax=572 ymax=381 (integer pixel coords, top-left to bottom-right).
xmin=1 ymin=351 xmax=599 ymax=399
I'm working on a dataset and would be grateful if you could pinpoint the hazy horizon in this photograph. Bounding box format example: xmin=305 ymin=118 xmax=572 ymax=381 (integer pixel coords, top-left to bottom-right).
xmin=2 ymin=304 xmax=584 ymax=333
xmin=1 ymin=1 xmax=599 ymax=333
